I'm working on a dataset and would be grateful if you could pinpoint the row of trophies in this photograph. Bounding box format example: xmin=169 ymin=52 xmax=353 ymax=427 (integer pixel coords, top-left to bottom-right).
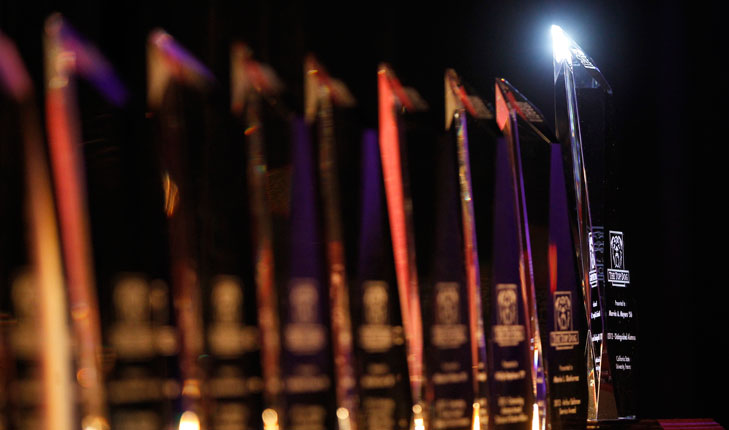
xmin=0 ymin=14 xmax=637 ymax=430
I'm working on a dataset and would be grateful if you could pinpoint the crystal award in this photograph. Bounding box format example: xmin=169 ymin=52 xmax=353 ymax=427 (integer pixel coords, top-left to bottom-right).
xmin=444 ymin=69 xmax=493 ymax=430
xmin=147 ymin=29 xmax=214 ymax=429
xmin=490 ymin=81 xmax=544 ymax=430
xmin=305 ymin=56 xmax=360 ymax=430
xmin=377 ymin=64 xmax=428 ymax=430
xmin=494 ymin=78 xmax=589 ymax=429
xmin=283 ymin=118 xmax=335 ymax=430
xmin=231 ymin=43 xmax=286 ymax=430
xmin=551 ymin=25 xmax=637 ymax=420
xmin=44 ymin=15 xmax=129 ymax=430
xmin=355 ymin=129 xmax=412 ymax=430
xmin=1 ymin=31 xmax=75 ymax=430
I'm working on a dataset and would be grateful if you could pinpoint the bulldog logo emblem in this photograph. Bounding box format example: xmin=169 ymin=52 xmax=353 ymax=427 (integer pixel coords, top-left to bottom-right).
xmin=554 ymin=292 xmax=572 ymax=332
xmin=496 ymin=285 xmax=517 ymax=326
xmin=610 ymin=233 xmax=624 ymax=269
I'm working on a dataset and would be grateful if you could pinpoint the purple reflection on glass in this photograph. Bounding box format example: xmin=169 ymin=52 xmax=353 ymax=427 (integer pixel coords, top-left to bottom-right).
xmin=150 ymin=29 xmax=215 ymax=83
xmin=289 ymin=117 xmax=320 ymax=279
xmin=46 ymin=14 xmax=127 ymax=106
xmin=357 ymin=129 xmax=385 ymax=277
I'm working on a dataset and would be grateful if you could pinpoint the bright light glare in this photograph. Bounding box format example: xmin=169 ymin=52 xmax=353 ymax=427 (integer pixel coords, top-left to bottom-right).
xmin=413 ymin=404 xmax=425 ymax=430
xmin=337 ymin=408 xmax=352 ymax=430
xmin=531 ymin=402 xmax=540 ymax=430
xmin=179 ymin=411 xmax=200 ymax=430
xmin=551 ymin=25 xmax=571 ymax=64
xmin=262 ymin=409 xmax=279 ymax=430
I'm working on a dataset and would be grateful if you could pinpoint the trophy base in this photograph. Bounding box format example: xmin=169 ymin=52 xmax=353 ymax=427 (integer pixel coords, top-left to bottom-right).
xmin=587 ymin=416 xmax=639 ymax=424
xmin=586 ymin=419 xmax=721 ymax=430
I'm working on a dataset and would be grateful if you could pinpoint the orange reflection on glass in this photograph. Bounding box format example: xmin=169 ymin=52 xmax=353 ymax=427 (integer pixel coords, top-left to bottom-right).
xmin=162 ymin=172 xmax=180 ymax=217
xmin=262 ymin=408 xmax=279 ymax=430
xmin=244 ymin=124 xmax=258 ymax=136
xmin=472 ymin=403 xmax=480 ymax=430
xmin=181 ymin=378 xmax=201 ymax=398
xmin=76 ymin=367 xmax=97 ymax=388
xmin=549 ymin=242 xmax=558 ymax=294
xmin=81 ymin=415 xmax=109 ymax=430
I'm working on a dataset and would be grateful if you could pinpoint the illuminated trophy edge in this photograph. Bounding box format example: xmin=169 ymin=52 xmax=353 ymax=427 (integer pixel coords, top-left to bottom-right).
xmin=147 ymin=29 xmax=214 ymax=430
xmin=495 ymin=77 xmax=590 ymax=430
xmin=305 ymin=56 xmax=360 ymax=430
xmin=377 ymin=64 xmax=428 ymax=430
xmin=231 ymin=43 xmax=286 ymax=430
xmin=1 ymin=30 xmax=75 ymax=430
xmin=444 ymin=69 xmax=490 ymax=430
xmin=551 ymin=25 xmax=636 ymax=421
xmin=44 ymin=15 xmax=131 ymax=430
xmin=493 ymin=82 xmax=545 ymax=430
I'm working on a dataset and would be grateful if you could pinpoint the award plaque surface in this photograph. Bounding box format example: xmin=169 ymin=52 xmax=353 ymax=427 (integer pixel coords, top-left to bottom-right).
xmin=354 ymin=130 xmax=411 ymax=430
xmin=232 ymin=44 xmax=288 ymax=430
xmin=444 ymin=70 xmax=493 ymax=430
xmin=547 ymin=146 xmax=589 ymax=429
xmin=425 ymin=129 xmax=474 ymax=430
xmin=282 ymin=119 xmax=334 ymax=430
xmin=495 ymin=78 xmax=589 ymax=429
xmin=305 ymin=58 xmax=360 ymax=430
xmin=377 ymin=64 xmax=428 ymax=430
xmin=488 ymin=110 xmax=536 ymax=430
xmin=552 ymin=25 xmax=637 ymax=420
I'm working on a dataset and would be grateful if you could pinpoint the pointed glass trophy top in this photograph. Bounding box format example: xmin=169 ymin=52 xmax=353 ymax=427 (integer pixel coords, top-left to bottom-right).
xmin=550 ymin=25 xmax=611 ymax=93
xmin=444 ymin=68 xmax=492 ymax=130
xmin=44 ymin=13 xmax=127 ymax=105
xmin=231 ymin=43 xmax=282 ymax=114
xmin=147 ymin=28 xmax=214 ymax=108
xmin=494 ymin=77 xmax=556 ymax=144
xmin=304 ymin=54 xmax=355 ymax=122
xmin=378 ymin=64 xmax=428 ymax=112
xmin=377 ymin=63 xmax=427 ymax=412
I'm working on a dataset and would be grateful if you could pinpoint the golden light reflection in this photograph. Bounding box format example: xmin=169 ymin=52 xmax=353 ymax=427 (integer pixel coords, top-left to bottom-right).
xmin=76 ymin=367 xmax=96 ymax=388
xmin=412 ymin=404 xmax=425 ymax=430
xmin=336 ymin=407 xmax=351 ymax=430
xmin=262 ymin=408 xmax=279 ymax=430
xmin=70 ymin=304 xmax=90 ymax=320
xmin=472 ymin=403 xmax=480 ymax=430
xmin=81 ymin=415 xmax=109 ymax=430
xmin=179 ymin=411 xmax=200 ymax=430
xmin=181 ymin=378 xmax=201 ymax=398
xmin=531 ymin=402 xmax=539 ymax=430
xmin=162 ymin=172 xmax=180 ymax=217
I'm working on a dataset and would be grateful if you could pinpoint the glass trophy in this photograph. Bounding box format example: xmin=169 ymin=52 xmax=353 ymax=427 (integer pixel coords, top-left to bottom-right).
xmin=443 ymin=69 xmax=492 ymax=430
xmin=231 ymin=43 xmax=291 ymax=430
xmin=187 ymin=47 xmax=263 ymax=430
xmin=147 ymin=29 xmax=214 ymax=430
xmin=305 ymin=56 xmax=360 ymax=430
xmin=282 ymin=118 xmax=335 ymax=430
xmin=552 ymin=25 xmax=637 ymax=421
xmin=443 ymin=74 xmax=501 ymax=430
xmin=2 ymin=32 xmax=75 ymax=430
xmin=377 ymin=64 xmax=428 ymax=430
xmin=355 ymin=129 xmax=412 ymax=430
xmin=44 ymin=15 xmax=131 ymax=430
xmin=488 ymin=82 xmax=541 ymax=430
xmin=494 ymin=78 xmax=589 ymax=429
xmin=199 ymin=114 xmax=265 ymax=428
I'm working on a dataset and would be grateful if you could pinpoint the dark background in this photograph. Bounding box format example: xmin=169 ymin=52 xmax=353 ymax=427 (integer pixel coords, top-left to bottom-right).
xmin=2 ymin=0 xmax=726 ymax=427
